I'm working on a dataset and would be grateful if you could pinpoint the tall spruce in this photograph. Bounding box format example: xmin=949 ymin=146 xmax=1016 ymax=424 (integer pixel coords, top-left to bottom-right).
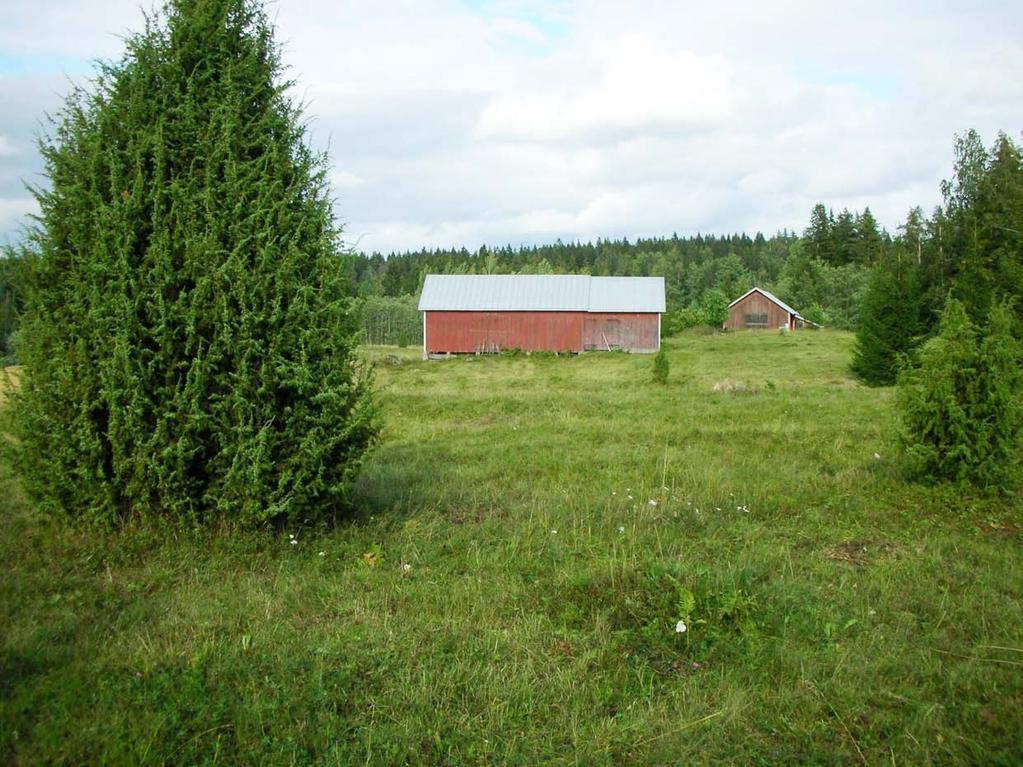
xmin=804 ymin=203 xmax=834 ymax=263
xmin=9 ymin=0 xmax=376 ymax=525
xmin=850 ymin=254 xmax=924 ymax=386
xmin=942 ymin=130 xmax=1023 ymax=321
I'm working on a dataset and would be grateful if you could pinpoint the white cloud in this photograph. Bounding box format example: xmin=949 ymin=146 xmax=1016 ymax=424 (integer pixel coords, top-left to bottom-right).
xmin=477 ymin=35 xmax=734 ymax=142
xmin=1 ymin=0 xmax=1021 ymax=252
xmin=0 ymin=197 xmax=39 ymax=243
xmin=330 ymin=170 xmax=365 ymax=189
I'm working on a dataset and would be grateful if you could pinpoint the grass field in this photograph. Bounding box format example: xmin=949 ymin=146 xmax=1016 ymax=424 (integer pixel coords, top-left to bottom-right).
xmin=2 ymin=330 xmax=1021 ymax=764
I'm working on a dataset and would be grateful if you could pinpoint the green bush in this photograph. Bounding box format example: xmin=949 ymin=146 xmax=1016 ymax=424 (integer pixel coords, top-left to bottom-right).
xmin=699 ymin=288 xmax=730 ymax=328
xmin=896 ymin=299 xmax=1022 ymax=490
xmin=803 ymin=303 xmax=827 ymax=327
xmin=652 ymin=347 xmax=669 ymax=384
xmin=664 ymin=307 xmax=703 ymax=335
xmin=7 ymin=0 xmax=377 ymax=526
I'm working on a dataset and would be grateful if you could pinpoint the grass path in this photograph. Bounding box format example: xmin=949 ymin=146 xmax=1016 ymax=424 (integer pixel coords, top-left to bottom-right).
xmin=2 ymin=331 xmax=1021 ymax=764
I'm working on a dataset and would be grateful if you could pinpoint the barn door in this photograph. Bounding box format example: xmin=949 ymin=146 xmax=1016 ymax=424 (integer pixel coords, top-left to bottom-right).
xmin=583 ymin=316 xmax=623 ymax=350
xmin=603 ymin=318 xmax=622 ymax=349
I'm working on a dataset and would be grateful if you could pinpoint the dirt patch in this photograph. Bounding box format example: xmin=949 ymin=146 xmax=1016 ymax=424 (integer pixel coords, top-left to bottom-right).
xmin=979 ymin=519 xmax=1021 ymax=540
xmin=712 ymin=380 xmax=759 ymax=395
xmin=446 ymin=505 xmax=486 ymax=525
xmin=824 ymin=540 xmax=897 ymax=566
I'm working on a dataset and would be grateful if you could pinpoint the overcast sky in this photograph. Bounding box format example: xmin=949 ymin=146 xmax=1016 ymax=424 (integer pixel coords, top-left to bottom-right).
xmin=1 ymin=1 xmax=1021 ymax=253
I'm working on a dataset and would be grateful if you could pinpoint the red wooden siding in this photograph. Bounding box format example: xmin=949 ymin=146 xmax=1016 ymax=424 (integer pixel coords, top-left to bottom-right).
xmin=426 ymin=311 xmax=586 ymax=353
xmin=724 ymin=293 xmax=793 ymax=331
xmin=425 ymin=311 xmax=660 ymax=354
xmin=582 ymin=313 xmax=659 ymax=351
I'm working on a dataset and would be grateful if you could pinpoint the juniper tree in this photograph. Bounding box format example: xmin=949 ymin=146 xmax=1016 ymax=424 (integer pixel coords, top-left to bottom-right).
xmin=652 ymin=347 xmax=669 ymax=384
xmin=897 ymin=299 xmax=1022 ymax=490
xmin=9 ymin=0 xmax=376 ymax=526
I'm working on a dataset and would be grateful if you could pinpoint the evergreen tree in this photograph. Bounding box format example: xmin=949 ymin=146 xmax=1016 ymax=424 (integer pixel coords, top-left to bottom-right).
xmin=851 ymin=255 xmax=925 ymax=385
xmin=831 ymin=209 xmax=858 ymax=265
xmin=897 ymin=299 xmax=1022 ymax=489
xmin=972 ymin=133 xmax=1023 ymax=320
xmin=854 ymin=207 xmax=885 ymax=265
xmin=803 ymin=203 xmax=834 ymax=263
xmin=652 ymin=347 xmax=669 ymax=384
xmin=9 ymin=0 xmax=376 ymax=526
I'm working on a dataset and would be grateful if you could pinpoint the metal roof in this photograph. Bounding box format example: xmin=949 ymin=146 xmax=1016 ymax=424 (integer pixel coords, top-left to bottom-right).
xmin=728 ymin=287 xmax=803 ymax=319
xmin=418 ymin=274 xmax=665 ymax=313
xmin=588 ymin=276 xmax=666 ymax=312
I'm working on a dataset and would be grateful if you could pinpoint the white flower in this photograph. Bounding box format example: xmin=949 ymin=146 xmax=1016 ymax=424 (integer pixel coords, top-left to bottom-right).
xmin=402 ymin=562 xmax=412 ymax=572
xmin=873 ymin=452 xmax=881 ymax=460
xmin=618 ymin=526 xmax=625 ymax=534
xmin=612 ymin=491 xmax=617 ymax=496
xmin=675 ymin=620 xmax=687 ymax=634
xmin=290 ymin=539 xmax=298 ymax=546
xmin=550 ymin=529 xmax=557 ymax=535
xmin=318 ymin=551 xmax=325 ymax=557
xmin=648 ymin=499 xmax=658 ymax=507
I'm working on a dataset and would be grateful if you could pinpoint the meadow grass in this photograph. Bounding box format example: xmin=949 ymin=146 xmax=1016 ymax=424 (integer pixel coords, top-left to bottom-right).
xmin=1 ymin=330 xmax=1021 ymax=764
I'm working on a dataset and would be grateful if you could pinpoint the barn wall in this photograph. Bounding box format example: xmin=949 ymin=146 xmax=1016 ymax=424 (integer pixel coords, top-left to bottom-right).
xmin=424 ymin=311 xmax=661 ymax=353
xmin=425 ymin=311 xmax=586 ymax=353
xmin=582 ymin=313 xmax=660 ymax=352
xmin=725 ymin=293 xmax=792 ymax=330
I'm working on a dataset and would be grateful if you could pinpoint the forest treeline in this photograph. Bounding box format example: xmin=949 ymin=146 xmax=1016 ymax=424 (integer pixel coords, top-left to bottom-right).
xmin=347 ymin=214 xmax=880 ymax=346
xmin=1 ymin=130 xmax=1019 ymax=355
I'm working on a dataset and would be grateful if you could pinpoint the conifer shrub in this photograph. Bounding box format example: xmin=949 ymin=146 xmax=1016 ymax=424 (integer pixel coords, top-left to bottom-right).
xmin=652 ymin=347 xmax=669 ymax=384
xmin=7 ymin=0 xmax=377 ymax=526
xmin=852 ymin=258 xmax=926 ymax=386
xmin=896 ymin=299 xmax=1022 ymax=490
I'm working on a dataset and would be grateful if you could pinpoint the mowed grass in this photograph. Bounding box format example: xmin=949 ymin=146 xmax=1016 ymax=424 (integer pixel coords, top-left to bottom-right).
xmin=2 ymin=330 xmax=1022 ymax=765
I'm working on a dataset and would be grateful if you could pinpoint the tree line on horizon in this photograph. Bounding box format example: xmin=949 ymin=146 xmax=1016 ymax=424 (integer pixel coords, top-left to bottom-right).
xmin=343 ymin=208 xmax=890 ymax=347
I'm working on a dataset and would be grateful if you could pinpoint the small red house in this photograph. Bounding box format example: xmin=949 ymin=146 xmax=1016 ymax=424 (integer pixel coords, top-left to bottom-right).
xmin=418 ymin=274 xmax=665 ymax=356
xmin=725 ymin=287 xmax=806 ymax=331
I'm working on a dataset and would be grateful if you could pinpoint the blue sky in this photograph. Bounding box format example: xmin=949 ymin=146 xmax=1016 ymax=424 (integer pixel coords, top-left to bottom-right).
xmin=1 ymin=0 xmax=1021 ymax=252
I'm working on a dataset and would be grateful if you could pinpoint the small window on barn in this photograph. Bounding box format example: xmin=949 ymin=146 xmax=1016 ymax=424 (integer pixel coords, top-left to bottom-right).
xmin=745 ymin=313 xmax=768 ymax=328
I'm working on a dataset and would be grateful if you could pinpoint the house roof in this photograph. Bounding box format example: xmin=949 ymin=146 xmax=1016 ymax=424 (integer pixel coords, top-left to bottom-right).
xmin=728 ymin=287 xmax=803 ymax=319
xmin=418 ymin=274 xmax=666 ymax=313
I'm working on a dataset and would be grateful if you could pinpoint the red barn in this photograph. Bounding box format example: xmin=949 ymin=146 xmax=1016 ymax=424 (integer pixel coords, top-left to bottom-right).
xmin=724 ymin=287 xmax=806 ymax=331
xmin=418 ymin=274 xmax=665 ymax=357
